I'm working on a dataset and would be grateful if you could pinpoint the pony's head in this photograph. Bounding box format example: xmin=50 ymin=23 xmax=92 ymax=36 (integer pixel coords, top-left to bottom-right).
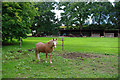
xmin=48 ymin=38 xmax=57 ymax=48
xmin=53 ymin=38 xmax=57 ymax=48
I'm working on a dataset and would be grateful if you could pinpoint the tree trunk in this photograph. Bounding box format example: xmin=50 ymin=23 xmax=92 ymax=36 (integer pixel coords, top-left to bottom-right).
xmin=32 ymin=30 xmax=34 ymax=36
xmin=10 ymin=37 xmax=12 ymax=42
xmin=20 ymin=38 xmax=21 ymax=48
xmin=79 ymin=23 xmax=83 ymax=37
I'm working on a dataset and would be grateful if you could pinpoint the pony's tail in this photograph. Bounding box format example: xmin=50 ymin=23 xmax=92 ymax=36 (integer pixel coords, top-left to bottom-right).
xmin=35 ymin=46 xmax=38 ymax=59
xmin=35 ymin=49 xmax=37 ymax=58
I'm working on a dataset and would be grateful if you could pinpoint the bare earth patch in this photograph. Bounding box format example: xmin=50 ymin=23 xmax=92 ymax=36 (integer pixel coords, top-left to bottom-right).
xmin=58 ymin=52 xmax=101 ymax=60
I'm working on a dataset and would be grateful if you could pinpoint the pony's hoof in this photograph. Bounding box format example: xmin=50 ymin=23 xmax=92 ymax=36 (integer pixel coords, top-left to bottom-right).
xmin=50 ymin=62 xmax=52 ymax=64
xmin=45 ymin=61 xmax=47 ymax=63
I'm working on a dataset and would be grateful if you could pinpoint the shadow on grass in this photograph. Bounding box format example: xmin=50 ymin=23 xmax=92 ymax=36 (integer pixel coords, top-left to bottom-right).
xmin=2 ymin=40 xmax=19 ymax=46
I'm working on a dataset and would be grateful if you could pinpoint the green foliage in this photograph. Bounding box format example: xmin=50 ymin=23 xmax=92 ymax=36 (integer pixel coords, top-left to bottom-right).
xmin=90 ymin=2 xmax=113 ymax=25
xmin=31 ymin=2 xmax=59 ymax=36
xmin=58 ymin=2 xmax=119 ymax=29
xmin=109 ymin=1 xmax=120 ymax=29
xmin=59 ymin=2 xmax=91 ymax=29
xmin=2 ymin=2 xmax=37 ymax=42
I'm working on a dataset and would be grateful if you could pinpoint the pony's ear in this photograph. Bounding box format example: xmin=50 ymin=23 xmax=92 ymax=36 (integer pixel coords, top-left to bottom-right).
xmin=48 ymin=42 xmax=50 ymax=44
xmin=53 ymin=38 xmax=54 ymax=41
xmin=48 ymin=41 xmax=51 ymax=44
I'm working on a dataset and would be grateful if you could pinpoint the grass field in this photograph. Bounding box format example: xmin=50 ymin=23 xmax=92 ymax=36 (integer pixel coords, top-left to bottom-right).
xmin=2 ymin=37 xmax=118 ymax=78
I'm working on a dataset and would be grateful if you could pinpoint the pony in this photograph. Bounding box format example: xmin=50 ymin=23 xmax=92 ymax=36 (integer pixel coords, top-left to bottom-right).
xmin=35 ymin=38 xmax=57 ymax=64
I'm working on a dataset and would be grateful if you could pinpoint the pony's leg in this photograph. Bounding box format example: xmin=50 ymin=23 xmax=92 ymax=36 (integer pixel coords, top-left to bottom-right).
xmin=35 ymin=50 xmax=40 ymax=61
xmin=49 ymin=53 xmax=52 ymax=64
xmin=37 ymin=53 xmax=40 ymax=61
xmin=35 ymin=49 xmax=38 ymax=59
xmin=45 ymin=53 xmax=48 ymax=63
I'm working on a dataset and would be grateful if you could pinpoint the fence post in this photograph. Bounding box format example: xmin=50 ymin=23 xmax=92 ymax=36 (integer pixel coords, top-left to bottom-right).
xmin=20 ymin=38 xmax=21 ymax=48
xmin=62 ymin=38 xmax=64 ymax=50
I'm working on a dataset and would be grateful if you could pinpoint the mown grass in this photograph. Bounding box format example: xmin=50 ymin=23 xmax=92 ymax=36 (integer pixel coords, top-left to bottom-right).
xmin=2 ymin=37 xmax=118 ymax=78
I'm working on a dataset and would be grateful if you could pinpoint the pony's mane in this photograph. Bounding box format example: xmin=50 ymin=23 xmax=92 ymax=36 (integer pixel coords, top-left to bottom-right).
xmin=48 ymin=40 xmax=53 ymax=43
xmin=47 ymin=40 xmax=54 ymax=48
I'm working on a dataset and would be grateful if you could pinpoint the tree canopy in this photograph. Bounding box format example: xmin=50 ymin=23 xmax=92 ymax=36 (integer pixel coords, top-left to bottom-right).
xmin=59 ymin=2 xmax=91 ymax=29
xmin=2 ymin=2 xmax=59 ymax=42
xmin=2 ymin=2 xmax=37 ymax=42
xmin=31 ymin=2 xmax=59 ymax=36
xmin=58 ymin=1 xmax=120 ymax=30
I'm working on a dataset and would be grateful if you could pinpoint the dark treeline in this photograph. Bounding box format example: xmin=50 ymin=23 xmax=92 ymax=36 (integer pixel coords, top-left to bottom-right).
xmin=2 ymin=1 xmax=120 ymax=42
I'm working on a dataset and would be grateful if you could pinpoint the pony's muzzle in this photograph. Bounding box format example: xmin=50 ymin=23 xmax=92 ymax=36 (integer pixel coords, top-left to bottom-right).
xmin=54 ymin=46 xmax=56 ymax=48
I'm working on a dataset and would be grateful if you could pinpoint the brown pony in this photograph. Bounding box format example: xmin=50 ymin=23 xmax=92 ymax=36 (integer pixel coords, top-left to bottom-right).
xmin=35 ymin=38 xmax=57 ymax=64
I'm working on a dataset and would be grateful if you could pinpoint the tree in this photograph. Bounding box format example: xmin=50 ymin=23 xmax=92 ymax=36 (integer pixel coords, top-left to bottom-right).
xmin=109 ymin=1 xmax=120 ymax=29
xmin=59 ymin=2 xmax=91 ymax=29
xmin=90 ymin=2 xmax=113 ymax=25
xmin=58 ymin=2 xmax=92 ymax=36
xmin=2 ymin=2 xmax=37 ymax=42
xmin=31 ymin=2 xmax=59 ymax=36
xmin=59 ymin=2 xmax=118 ymax=30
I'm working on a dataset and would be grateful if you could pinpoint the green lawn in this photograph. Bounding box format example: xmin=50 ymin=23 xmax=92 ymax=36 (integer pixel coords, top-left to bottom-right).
xmin=2 ymin=37 xmax=118 ymax=78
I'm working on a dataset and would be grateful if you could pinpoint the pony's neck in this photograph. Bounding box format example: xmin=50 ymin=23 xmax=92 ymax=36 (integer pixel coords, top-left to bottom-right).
xmin=47 ymin=42 xmax=54 ymax=48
